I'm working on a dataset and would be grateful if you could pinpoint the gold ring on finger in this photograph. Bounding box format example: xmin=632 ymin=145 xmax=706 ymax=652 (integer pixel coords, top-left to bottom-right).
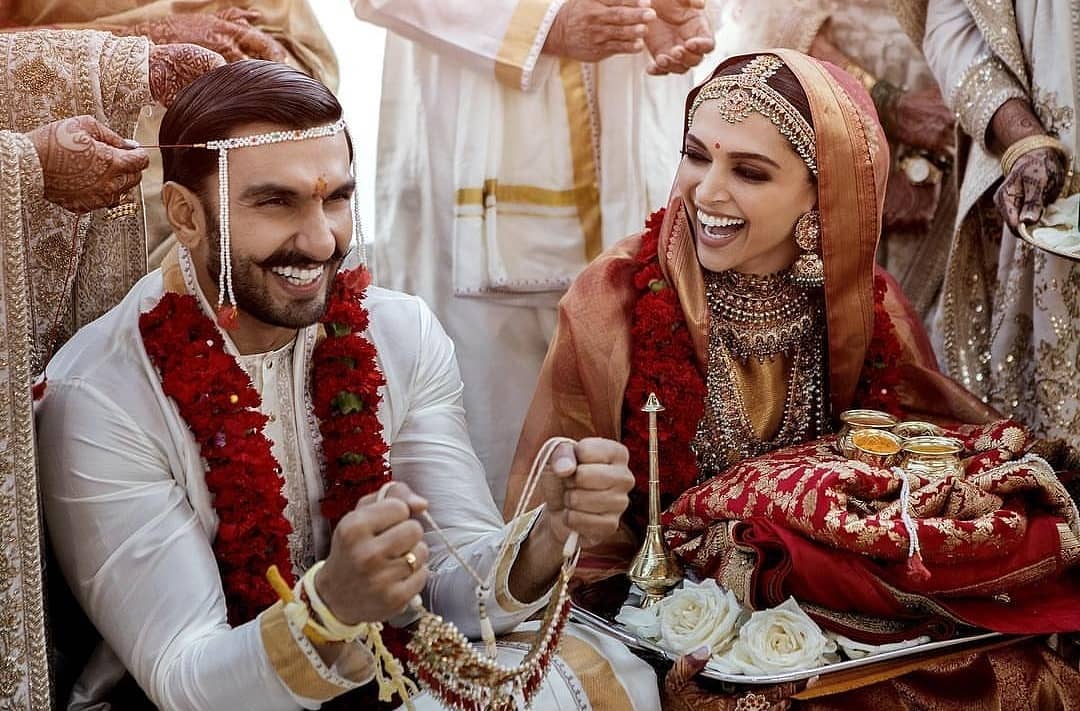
xmin=403 ymin=550 xmax=419 ymax=573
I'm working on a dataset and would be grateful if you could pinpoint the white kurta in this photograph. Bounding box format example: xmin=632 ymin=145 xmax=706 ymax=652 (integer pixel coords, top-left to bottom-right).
xmin=36 ymin=265 xmax=660 ymax=709
xmin=351 ymin=0 xmax=693 ymax=505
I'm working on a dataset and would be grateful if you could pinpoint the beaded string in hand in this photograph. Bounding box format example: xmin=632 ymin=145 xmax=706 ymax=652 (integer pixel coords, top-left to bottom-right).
xmin=395 ymin=436 xmax=581 ymax=711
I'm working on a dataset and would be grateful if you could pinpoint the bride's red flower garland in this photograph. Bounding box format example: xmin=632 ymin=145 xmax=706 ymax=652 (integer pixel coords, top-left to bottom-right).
xmin=622 ymin=208 xmax=906 ymax=511
xmin=622 ymin=209 xmax=706 ymax=509
xmin=139 ymin=266 xmax=390 ymax=625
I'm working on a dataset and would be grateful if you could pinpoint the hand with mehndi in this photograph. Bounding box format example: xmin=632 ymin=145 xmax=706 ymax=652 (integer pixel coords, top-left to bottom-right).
xmin=27 ymin=115 xmax=150 ymax=214
xmin=995 ymin=146 xmax=1068 ymax=229
xmin=119 ymin=10 xmax=288 ymax=63
xmin=543 ymin=0 xmax=656 ymax=63
xmin=644 ymin=0 xmax=713 ymax=76
xmin=149 ymin=43 xmax=226 ymax=107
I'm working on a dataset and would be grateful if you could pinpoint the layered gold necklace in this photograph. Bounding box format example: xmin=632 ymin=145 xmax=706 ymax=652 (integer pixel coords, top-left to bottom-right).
xmin=691 ymin=268 xmax=828 ymax=478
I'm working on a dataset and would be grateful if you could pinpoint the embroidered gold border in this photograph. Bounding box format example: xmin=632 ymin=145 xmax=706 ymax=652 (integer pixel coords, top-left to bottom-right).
xmin=0 ymin=128 xmax=52 ymax=709
xmin=495 ymin=0 xmax=556 ymax=89
xmin=559 ymin=59 xmax=602 ymax=261
xmin=455 ymin=179 xmax=589 ymax=209
xmin=259 ymin=602 xmax=353 ymax=701
xmin=500 ymin=631 xmax=631 ymax=710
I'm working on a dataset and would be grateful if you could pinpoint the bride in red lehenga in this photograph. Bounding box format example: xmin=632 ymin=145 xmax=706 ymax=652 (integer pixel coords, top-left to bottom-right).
xmin=505 ymin=50 xmax=1080 ymax=709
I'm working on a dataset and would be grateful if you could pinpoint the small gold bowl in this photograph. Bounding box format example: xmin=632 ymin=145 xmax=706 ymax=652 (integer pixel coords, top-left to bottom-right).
xmin=892 ymin=421 xmax=945 ymax=441
xmin=901 ymin=436 xmax=964 ymax=480
xmin=849 ymin=428 xmax=903 ymax=468
xmin=838 ymin=409 xmax=899 ymax=457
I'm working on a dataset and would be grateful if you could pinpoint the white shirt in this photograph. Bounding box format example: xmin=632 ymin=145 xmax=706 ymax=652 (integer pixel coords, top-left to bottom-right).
xmin=37 ymin=268 xmax=548 ymax=710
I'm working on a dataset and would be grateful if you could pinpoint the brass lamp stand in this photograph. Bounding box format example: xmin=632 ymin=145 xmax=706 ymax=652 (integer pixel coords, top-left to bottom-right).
xmin=627 ymin=393 xmax=683 ymax=606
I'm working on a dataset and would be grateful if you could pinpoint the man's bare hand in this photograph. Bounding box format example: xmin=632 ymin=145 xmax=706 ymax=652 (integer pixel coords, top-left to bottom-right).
xmin=149 ymin=43 xmax=225 ymax=107
xmin=28 ymin=115 xmax=149 ymax=214
xmin=543 ymin=0 xmax=656 ymax=63
xmin=890 ymin=87 xmax=954 ymax=154
xmin=119 ymin=12 xmax=287 ymax=63
xmin=644 ymin=9 xmax=713 ymax=76
xmin=316 ymin=482 xmax=430 ymax=625
xmin=539 ymin=438 xmax=634 ymax=548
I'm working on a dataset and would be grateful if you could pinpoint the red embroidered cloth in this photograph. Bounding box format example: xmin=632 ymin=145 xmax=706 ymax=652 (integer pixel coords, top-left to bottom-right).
xmin=665 ymin=420 xmax=1080 ymax=640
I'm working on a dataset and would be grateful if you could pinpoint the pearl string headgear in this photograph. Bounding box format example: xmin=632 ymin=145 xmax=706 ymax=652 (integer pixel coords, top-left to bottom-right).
xmin=192 ymin=118 xmax=364 ymax=327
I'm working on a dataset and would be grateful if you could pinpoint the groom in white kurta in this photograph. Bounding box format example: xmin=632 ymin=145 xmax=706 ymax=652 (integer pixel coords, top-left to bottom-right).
xmin=35 ymin=60 xmax=659 ymax=710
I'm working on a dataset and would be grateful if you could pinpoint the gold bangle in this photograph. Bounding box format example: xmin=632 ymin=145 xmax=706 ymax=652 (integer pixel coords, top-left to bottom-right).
xmin=1000 ymin=134 xmax=1069 ymax=176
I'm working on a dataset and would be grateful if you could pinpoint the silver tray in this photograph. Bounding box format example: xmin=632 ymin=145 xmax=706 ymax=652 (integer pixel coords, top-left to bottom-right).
xmin=570 ymin=602 xmax=1003 ymax=685
xmin=1019 ymin=220 xmax=1080 ymax=261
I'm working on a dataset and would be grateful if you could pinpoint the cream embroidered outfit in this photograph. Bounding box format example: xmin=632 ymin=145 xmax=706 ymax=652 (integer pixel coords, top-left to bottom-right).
xmin=36 ymin=256 xmax=659 ymax=709
xmin=351 ymin=0 xmax=695 ymax=505
xmin=921 ymin=0 xmax=1080 ymax=458
xmin=0 ymin=28 xmax=153 ymax=710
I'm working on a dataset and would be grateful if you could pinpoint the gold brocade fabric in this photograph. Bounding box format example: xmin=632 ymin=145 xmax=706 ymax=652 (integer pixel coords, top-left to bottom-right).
xmin=0 ymin=29 xmax=152 ymax=709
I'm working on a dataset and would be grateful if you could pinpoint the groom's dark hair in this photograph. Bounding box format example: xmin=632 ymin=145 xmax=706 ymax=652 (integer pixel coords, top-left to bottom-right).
xmin=160 ymin=60 xmax=350 ymax=198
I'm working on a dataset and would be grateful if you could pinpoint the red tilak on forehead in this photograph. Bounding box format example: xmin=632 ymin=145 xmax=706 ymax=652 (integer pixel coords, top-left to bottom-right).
xmin=313 ymin=176 xmax=328 ymax=199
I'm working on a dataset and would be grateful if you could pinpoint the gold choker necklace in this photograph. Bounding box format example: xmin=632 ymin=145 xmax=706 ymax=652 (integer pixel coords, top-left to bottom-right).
xmin=705 ymin=268 xmax=816 ymax=362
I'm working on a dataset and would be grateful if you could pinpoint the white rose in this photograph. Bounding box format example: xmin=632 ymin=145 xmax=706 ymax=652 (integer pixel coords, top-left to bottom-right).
xmin=716 ymin=597 xmax=837 ymax=675
xmin=656 ymin=579 xmax=745 ymax=656
xmin=615 ymin=603 xmax=661 ymax=640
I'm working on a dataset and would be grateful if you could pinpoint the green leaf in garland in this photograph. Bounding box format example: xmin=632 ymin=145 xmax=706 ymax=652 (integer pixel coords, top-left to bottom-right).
xmin=340 ymin=452 xmax=367 ymax=466
xmin=330 ymin=322 xmax=352 ymax=337
xmin=333 ymin=391 xmax=364 ymax=414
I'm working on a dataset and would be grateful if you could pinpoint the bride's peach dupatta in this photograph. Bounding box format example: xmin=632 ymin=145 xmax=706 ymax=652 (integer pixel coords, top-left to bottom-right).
xmin=507 ymin=49 xmax=1080 ymax=707
xmin=505 ymin=50 xmax=994 ymax=567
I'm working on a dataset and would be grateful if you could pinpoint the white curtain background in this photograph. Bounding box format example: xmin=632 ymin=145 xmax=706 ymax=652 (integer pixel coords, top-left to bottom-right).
xmin=312 ymin=0 xmax=386 ymax=242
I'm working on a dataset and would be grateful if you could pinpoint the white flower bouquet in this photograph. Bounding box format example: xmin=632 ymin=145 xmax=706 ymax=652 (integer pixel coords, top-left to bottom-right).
xmin=615 ymin=580 xmax=929 ymax=677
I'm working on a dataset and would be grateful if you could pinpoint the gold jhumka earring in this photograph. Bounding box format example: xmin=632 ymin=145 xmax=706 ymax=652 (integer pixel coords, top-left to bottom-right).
xmin=792 ymin=209 xmax=825 ymax=288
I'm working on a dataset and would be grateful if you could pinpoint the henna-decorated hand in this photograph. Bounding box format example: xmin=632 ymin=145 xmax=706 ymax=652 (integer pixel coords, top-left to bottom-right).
xmin=663 ymin=648 xmax=799 ymax=710
xmin=994 ymin=145 xmax=1068 ymax=229
xmin=889 ymin=87 xmax=955 ymax=153
xmin=27 ymin=115 xmax=149 ymax=214
xmin=543 ymin=0 xmax=656 ymax=63
xmin=119 ymin=12 xmax=287 ymax=63
xmin=644 ymin=8 xmax=713 ymax=76
xmin=149 ymin=43 xmax=225 ymax=107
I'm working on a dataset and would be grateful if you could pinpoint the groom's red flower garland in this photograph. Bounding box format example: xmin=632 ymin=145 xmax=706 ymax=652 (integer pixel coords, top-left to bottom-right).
xmin=622 ymin=208 xmax=906 ymax=511
xmin=139 ymin=266 xmax=390 ymax=626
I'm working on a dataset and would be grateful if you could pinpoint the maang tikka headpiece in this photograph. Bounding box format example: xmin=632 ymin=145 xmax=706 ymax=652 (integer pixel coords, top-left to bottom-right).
xmin=688 ymin=55 xmax=818 ymax=176
xmin=194 ymin=118 xmax=366 ymax=328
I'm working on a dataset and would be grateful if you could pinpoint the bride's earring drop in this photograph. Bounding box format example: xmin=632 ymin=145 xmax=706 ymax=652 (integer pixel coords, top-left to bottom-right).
xmin=792 ymin=209 xmax=825 ymax=289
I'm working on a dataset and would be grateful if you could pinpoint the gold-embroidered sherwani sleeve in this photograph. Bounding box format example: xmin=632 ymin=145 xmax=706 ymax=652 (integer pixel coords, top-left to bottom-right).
xmin=0 ymin=127 xmax=51 ymax=711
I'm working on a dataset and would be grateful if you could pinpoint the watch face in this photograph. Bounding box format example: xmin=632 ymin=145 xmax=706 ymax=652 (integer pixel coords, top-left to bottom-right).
xmin=902 ymin=156 xmax=932 ymax=184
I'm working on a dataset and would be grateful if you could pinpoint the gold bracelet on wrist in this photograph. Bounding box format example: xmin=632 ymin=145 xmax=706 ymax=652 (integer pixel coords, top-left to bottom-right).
xmin=1000 ymin=134 xmax=1069 ymax=176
